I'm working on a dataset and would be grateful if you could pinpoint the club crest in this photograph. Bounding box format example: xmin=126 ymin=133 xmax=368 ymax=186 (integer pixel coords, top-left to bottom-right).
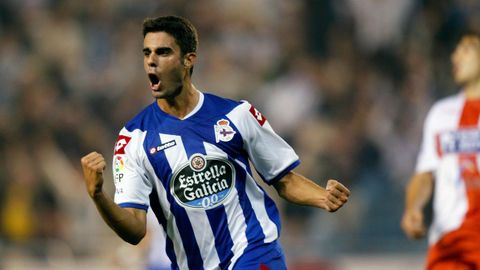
xmin=214 ymin=119 xmax=236 ymax=143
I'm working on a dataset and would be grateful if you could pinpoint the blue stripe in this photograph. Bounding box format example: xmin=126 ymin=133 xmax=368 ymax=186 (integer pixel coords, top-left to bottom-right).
xmin=168 ymin=204 xmax=204 ymax=270
xmin=144 ymin=132 xmax=204 ymax=270
xmin=234 ymin=162 xmax=266 ymax=246
xmin=263 ymin=192 xmax=282 ymax=237
xmin=181 ymin=126 xmax=208 ymax=157
xmin=241 ymin=178 xmax=282 ymax=240
xmin=206 ymin=206 xmax=234 ymax=269
xmin=244 ymin=168 xmax=283 ymax=240
xmin=249 ymin=166 xmax=284 ymax=235
xmin=149 ymin=190 xmax=178 ymax=270
xmin=118 ymin=203 xmax=148 ymax=211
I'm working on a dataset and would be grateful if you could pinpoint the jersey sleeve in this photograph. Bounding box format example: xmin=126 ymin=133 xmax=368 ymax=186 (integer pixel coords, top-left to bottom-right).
xmin=228 ymin=101 xmax=300 ymax=185
xmin=415 ymin=105 xmax=440 ymax=174
xmin=112 ymin=128 xmax=152 ymax=211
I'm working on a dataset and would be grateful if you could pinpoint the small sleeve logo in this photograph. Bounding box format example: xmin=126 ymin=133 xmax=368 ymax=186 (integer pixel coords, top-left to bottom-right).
xmin=114 ymin=135 xmax=131 ymax=155
xmin=249 ymin=105 xmax=267 ymax=126
xmin=114 ymin=155 xmax=126 ymax=186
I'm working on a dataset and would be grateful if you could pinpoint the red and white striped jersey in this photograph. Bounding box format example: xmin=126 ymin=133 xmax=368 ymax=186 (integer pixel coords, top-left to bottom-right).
xmin=416 ymin=92 xmax=480 ymax=251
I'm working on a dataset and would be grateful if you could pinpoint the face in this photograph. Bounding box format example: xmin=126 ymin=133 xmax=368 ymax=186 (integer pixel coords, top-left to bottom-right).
xmin=451 ymin=36 xmax=480 ymax=85
xmin=143 ymin=32 xmax=189 ymax=99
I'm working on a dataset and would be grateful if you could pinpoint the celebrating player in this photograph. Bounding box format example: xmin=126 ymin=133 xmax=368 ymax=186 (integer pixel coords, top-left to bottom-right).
xmin=401 ymin=33 xmax=480 ymax=269
xmin=81 ymin=16 xmax=350 ymax=270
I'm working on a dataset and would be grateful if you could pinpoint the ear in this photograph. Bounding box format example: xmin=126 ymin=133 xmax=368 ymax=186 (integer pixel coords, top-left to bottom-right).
xmin=183 ymin=52 xmax=197 ymax=68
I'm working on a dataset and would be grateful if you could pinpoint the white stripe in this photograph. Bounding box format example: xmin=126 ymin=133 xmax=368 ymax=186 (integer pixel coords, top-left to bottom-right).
xmin=429 ymin=156 xmax=468 ymax=245
xmin=236 ymin=159 xmax=279 ymax=243
xmin=203 ymin=143 xmax=248 ymax=270
xmin=161 ymin=134 xmax=221 ymax=270
xmin=141 ymin=145 xmax=189 ymax=270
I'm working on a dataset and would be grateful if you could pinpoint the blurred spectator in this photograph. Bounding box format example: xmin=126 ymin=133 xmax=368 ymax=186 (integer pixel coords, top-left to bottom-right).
xmin=0 ymin=137 xmax=62 ymax=257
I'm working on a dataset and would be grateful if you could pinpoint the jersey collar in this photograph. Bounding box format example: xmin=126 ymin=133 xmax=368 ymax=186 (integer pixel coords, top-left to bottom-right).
xmin=182 ymin=91 xmax=204 ymax=120
xmin=154 ymin=90 xmax=205 ymax=121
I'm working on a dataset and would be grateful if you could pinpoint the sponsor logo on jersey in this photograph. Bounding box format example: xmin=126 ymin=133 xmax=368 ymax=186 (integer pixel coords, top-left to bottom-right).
xmin=114 ymin=135 xmax=131 ymax=155
xmin=214 ymin=119 xmax=236 ymax=143
xmin=249 ymin=105 xmax=267 ymax=126
xmin=437 ymin=128 xmax=480 ymax=155
xmin=149 ymin=140 xmax=177 ymax=155
xmin=170 ymin=154 xmax=235 ymax=209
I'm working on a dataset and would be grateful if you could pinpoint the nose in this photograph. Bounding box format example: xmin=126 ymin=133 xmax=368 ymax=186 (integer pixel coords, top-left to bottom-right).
xmin=147 ymin=54 xmax=157 ymax=68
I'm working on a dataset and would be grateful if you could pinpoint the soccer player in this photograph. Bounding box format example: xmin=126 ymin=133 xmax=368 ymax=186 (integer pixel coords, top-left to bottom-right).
xmin=401 ymin=33 xmax=480 ymax=269
xmin=81 ymin=16 xmax=350 ymax=270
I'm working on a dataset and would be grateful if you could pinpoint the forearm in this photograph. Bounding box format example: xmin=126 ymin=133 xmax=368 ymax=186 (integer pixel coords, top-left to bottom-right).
xmin=92 ymin=191 xmax=146 ymax=245
xmin=405 ymin=172 xmax=433 ymax=211
xmin=81 ymin=152 xmax=147 ymax=244
xmin=401 ymin=172 xmax=433 ymax=239
xmin=274 ymin=171 xmax=329 ymax=209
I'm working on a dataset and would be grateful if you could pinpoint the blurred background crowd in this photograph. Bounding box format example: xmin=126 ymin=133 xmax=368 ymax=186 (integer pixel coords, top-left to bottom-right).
xmin=1 ymin=0 xmax=479 ymax=269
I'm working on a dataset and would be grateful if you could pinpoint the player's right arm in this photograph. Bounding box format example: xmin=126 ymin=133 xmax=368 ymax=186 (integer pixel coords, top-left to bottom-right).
xmin=401 ymin=171 xmax=433 ymax=239
xmin=81 ymin=152 xmax=146 ymax=245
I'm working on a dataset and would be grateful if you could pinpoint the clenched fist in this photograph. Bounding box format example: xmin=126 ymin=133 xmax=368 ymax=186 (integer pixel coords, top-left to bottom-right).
xmin=81 ymin=152 xmax=107 ymax=198
xmin=323 ymin=179 xmax=350 ymax=212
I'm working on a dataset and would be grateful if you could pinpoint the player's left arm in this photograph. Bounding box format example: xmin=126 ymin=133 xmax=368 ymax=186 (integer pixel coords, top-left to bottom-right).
xmin=273 ymin=171 xmax=350 ymax=212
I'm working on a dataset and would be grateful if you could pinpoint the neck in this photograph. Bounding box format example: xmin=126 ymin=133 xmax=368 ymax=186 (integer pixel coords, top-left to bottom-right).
xmin=464 ymin=78 xmax=480 ymax=99
xmin=157 ymin=83 xmax=200 ymax=119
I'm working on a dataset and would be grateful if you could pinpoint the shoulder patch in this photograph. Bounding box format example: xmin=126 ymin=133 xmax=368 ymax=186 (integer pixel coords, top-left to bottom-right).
xmin=114 ymin=135 xmax=131 ymax=155
xmin=249 ymin=105 xmax=267 ymax=126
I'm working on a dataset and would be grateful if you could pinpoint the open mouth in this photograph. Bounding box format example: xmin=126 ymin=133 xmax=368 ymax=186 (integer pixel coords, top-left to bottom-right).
xmin=148 ymin=73 xmax=161 ymax=90
xmin=148 ymin=73 xmax=159 ymax=84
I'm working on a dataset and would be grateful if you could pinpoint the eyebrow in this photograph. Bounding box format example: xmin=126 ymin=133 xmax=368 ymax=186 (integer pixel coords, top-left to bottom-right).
xmin=142 ymin=47 xmax=173 ymax=54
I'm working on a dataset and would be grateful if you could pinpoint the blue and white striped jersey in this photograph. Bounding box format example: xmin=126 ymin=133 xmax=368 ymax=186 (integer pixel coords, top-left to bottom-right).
xmin=112 ymin=92 xmax=300 ymax=270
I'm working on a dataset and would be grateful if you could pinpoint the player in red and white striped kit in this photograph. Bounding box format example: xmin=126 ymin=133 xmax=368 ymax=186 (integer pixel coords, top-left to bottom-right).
xmin=402 ymin=33 xmax=480 ymax=270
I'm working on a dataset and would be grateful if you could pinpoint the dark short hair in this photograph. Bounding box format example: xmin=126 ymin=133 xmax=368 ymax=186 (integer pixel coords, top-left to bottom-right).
xmin=143 ymin=15 xmax=198 ymax=56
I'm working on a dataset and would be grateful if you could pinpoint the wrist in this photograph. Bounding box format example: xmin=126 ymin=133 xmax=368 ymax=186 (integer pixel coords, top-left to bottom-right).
xmin=405 ymin=205 xmax=422 ymax=213
xmin=90 ymin=188 xmax=105 ymax=200
xmin=317 ymin=189 xmax=330 ymax=210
